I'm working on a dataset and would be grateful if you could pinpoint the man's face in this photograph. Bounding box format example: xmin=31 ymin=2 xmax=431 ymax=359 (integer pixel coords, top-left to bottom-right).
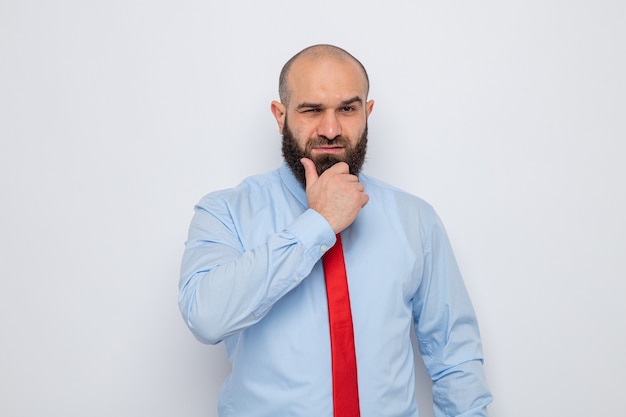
xmin=272 ymin=56 xmax=374 ymax=187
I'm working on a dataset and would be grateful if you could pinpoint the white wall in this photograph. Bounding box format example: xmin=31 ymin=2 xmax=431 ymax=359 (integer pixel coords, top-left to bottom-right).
xmin=1 ymin=1 xmax=624 ymax=416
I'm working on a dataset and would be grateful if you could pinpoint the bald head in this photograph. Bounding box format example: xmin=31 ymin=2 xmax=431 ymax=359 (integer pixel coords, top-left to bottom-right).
xmin=278 ymin=44 xmax=370 ymax=105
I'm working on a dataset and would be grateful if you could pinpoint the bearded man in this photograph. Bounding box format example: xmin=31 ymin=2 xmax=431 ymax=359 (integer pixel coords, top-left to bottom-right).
xmin=179 ymin=44 xmax=492 ymax=417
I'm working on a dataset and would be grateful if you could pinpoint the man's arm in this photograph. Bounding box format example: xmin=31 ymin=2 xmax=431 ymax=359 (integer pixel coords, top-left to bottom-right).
xmin=178 ymin=198 xmax=335 ymax=344
xmin=412 ymin=210 xmax=493 ymax=416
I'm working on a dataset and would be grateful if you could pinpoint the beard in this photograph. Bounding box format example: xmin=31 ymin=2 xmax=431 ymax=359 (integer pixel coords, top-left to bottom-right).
xmin=281 ymin=118 xmax=368 ymax=188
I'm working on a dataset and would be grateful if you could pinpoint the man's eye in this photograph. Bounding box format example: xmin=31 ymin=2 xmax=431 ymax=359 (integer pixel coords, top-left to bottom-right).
xmin=341 ymin=106 xmax=355 ymax=112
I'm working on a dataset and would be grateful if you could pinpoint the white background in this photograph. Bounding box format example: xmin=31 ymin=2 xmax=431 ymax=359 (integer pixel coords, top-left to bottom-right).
xmin=1 ymin=1 xmax=624 ymax=416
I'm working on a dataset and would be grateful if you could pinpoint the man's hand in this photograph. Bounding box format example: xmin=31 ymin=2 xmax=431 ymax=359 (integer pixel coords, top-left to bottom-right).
xmin=301 ymin=158 xmax=369 ymax=234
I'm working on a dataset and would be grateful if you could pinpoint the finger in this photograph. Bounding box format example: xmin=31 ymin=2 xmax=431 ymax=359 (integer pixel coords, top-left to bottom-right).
xmin=300 ymin=158 xmax=319 ymax=187
xmin=327 ymin=161 xmax=350 ymax=174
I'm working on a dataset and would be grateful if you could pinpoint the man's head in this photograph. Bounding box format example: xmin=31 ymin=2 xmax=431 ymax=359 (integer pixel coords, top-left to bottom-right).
xmin=271 ymin=45 xmax=374 ymax=187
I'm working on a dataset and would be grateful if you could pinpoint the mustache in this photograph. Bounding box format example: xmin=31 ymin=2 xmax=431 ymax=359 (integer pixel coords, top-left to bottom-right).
xmin=305 ymin=136 xmax=351 ymax=150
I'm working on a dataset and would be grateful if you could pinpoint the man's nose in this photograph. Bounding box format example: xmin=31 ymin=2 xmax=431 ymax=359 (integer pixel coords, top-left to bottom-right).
xmin=317 ymin=111 xmax=342 ymax=140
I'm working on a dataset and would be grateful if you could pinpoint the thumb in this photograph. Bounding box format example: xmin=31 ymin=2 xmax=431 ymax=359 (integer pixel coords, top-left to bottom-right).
xmin=300 ymin=158 xmax=319 ymax=188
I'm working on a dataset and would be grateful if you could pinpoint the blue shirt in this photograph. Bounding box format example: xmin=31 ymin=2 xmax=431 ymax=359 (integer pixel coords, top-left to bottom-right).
xmin=179 ymin=163 xmax=492 ymax=417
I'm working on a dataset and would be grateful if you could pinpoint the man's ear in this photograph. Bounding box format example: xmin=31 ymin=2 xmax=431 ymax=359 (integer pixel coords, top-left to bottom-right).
xmin=365 ymin=99 xmax=375 ymax=118
xmin=271 ymin=101 xmax=286 ymax=134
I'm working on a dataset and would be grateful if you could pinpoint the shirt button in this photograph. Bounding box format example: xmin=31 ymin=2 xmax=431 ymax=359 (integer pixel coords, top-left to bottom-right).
xmin=320 ymin=244 xmax=328 ymax=252
xmin=293 ymin=275 xmax=300 ymax=282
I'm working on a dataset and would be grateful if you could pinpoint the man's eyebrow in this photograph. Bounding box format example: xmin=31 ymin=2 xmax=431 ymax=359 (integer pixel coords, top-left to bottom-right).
xmin=295 ymin=102 xmax=323 ymax=110
xmin=340 ymin=96 xmax=363 ymax=106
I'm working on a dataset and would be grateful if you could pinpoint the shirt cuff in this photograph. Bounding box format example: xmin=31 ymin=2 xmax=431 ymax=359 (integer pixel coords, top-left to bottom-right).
xmin=288 ymin=208 xmax=336 ymax=261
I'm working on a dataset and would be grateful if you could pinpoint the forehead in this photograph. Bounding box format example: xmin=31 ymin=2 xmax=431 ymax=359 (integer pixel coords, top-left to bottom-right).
xmin=287 ymin=56 xmax=367 ymax=104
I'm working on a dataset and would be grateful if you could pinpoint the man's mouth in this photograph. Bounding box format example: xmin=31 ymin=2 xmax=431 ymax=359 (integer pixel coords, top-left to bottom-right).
xmin=311 ymin=146 xmax=345 ymax=154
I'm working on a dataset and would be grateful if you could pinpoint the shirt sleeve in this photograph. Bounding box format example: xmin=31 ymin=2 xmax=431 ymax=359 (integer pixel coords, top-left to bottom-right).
xmin=412 ymin=208 xmax=493 ymax=416
xmin=178 ymin=195 xmax=336 ymax=345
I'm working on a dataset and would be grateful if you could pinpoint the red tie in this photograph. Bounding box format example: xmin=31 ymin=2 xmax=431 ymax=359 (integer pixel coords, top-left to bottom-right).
xmin=322 ymin=233 xmax=360 ymax=417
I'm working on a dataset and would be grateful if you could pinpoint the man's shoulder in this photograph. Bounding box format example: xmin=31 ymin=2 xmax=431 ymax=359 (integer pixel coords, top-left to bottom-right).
xmin=359 ymin=173 xmax=433 ymax=211
xmin=207 ymin=169 xmax=281 ymax=196
xmin=197 ymin=169 xmax=283 ymax=207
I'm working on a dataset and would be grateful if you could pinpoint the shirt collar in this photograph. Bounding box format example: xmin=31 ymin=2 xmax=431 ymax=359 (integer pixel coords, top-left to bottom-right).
xmin=278 ymin=162 xmax=308 ymax=208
